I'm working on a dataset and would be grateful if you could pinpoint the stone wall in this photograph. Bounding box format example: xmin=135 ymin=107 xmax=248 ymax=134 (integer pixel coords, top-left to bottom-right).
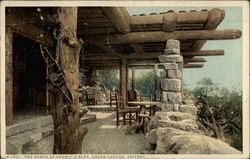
xmin=144 ymin=39 xmax=240 ymax=154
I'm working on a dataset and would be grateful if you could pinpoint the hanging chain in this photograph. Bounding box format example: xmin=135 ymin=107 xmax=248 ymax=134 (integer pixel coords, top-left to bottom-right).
xmin=53 ymin=28 xmax=64 ymax=63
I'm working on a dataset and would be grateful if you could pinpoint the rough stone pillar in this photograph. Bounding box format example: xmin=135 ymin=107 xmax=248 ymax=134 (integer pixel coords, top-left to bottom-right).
xmin=158 ymin=39 xmax=183 ymax=111
xmin=6 ymin=27 xmax=13 ymax=126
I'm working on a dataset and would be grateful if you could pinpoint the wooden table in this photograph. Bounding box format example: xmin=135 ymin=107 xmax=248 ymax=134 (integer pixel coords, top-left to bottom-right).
xmin=127 ymin=101 xmax=161 ymax=117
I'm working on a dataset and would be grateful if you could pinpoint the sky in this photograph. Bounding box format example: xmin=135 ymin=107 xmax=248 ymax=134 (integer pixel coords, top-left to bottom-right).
xmin=127 ymin=7 xmax=243 ymax=90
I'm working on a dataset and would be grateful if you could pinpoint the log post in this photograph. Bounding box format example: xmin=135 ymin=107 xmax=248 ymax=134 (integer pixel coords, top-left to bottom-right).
xmin=131 ymin=69 xmax=135 ymax=90
xmin=6 ymin=27 xmax=13 ymax=126
xmin=120 ymin=57 xmax=127 ymax=105
xmin=52 ymin=7 xmax=87 ymax=154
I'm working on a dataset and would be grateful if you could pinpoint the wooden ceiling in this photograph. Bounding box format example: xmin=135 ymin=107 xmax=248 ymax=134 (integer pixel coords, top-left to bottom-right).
xmin=6 ymin=7 xmax=242 ymax=70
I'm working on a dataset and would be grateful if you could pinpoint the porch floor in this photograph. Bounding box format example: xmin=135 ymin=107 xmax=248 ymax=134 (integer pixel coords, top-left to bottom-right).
xmin=23 ymin=105 xmax=150 ymax=154
xmin=81 ymin=111 xmax=150 ymax=154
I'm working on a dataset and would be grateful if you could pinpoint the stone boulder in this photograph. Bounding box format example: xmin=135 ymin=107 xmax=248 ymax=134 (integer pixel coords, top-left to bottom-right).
xmin=158 ymin=54 xmax=183 ymax=63
xmin=167 ymin=70 xmax=181 ymax=79
xmin=163 ymin=63 xmax=178 ymax=70
xmin=167 ymin=92 xmax=182 ymax=104
xmin=182 ymin=97 xmax=194 ymax=105
xmin=158 ymin=119 xmax=201 ymax=134
xmin=155 ymin=128 xmax=241 ymax=154
xmin=161 ymin=79 xmax=181 ymax=92
xmin=146 ymin=129 xmax=158 ymax=145
xmin=147 ymin=111 xmax=196 ymax=133
xmin=179 ymin=104 xmax=198 ymax=116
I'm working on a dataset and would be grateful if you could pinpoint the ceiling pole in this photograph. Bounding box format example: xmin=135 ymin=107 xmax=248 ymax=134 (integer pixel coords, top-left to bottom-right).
xmin=120 ymin=57 xmax=128 ymax=105
xmin=131 ymin=69 xmax=136 ymax=90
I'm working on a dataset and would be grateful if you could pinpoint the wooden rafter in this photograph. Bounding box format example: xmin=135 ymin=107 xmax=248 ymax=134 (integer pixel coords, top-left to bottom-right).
xmin=102 ymin=7 xmax=131 ymax=33
xmin=184 ymin=64 xmax=204 ymax=68
xmin=184 ymin=57 xmax=206 ymax=62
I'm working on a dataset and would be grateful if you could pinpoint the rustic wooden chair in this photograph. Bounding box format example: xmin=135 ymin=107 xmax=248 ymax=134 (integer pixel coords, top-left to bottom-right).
xmin=86 ymin=90 xmax=97 ymax=105
xmin=110 ymin=91 xmax=116 ymax=107
xmin=115 ymin=94 xmax=139 ymax=126
xmin=125 ymin=106 xmax=151 ymax=135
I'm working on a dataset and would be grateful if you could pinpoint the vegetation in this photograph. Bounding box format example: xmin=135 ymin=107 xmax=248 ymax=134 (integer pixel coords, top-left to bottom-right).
xmin=135 ymin=70 xmax=158 ymax=97
xmin=186 ymin=78 xmax=242 ymax=150
xmin=97 ymin=70 xmax=119 ymax=90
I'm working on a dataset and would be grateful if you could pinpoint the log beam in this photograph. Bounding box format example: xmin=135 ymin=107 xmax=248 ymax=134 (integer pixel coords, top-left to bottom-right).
xmin=182 ymin=50 xmax=224 ymax=56
xmin=184 ymin=57 xmax=207 ymax=63
xmin=90 ymin=63 xmax=204 ymax=70
xmin=84 ymin=57 xmax=206 ymax=67
xmin=102 ymin=7 xmax=131 ymax=33
xmin=83 ymin=50 xmax=224 ymax=61
xmin=163 ymin=11 xmax=177 ymax=32
xmin=191 ymin=8 xmax=225 ymax=51
xmin=184 ymin=64 xmax=204 ymax=68
xmin=130 ymin=10 xmax=209 ymax=25
xmin=119 ymin=7 xmax=131 ymax=24
xmin=88 ymin=29 xmax=242 ymax=45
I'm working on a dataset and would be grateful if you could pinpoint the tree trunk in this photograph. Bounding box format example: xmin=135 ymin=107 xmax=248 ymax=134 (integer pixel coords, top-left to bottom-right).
xmin=51 ymin=7 xmax=87 ymax=154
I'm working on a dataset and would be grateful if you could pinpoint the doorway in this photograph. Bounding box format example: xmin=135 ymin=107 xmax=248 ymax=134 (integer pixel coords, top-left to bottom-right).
xmin=12 ymin=33 xmax=47 ymax=121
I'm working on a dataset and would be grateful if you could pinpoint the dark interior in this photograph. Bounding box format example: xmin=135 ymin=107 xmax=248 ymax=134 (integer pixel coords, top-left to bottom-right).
xmin=13 ymin=33 xmax=46 ymax=113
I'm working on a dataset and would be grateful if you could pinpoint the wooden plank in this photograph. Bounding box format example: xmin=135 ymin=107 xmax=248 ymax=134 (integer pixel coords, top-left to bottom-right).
xmin=184 ymin=64 xmax=204 ymax=68
xmin=184 ymin=57 xmax=206 ymax=62
xmin=102 ymin=7 xmax=131 ymax=33
xmin=5 ymin=28 xmax=14 ymax=126
xmin=6 ymin=13 xmax=54 ymax=46
xmin=87 ymin=29 xmax=242 ymax=45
